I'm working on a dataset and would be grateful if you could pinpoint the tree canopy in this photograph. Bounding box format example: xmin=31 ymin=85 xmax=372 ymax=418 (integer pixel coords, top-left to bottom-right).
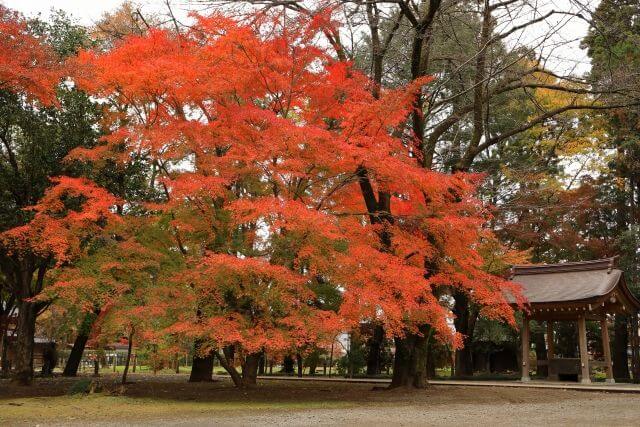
xmin=2 ymin=0 xmax=640 ymax=387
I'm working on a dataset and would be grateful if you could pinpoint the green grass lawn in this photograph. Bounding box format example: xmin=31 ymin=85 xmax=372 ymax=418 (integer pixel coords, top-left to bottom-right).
xmin=58 ymin=365 xmax=213 ymax=375
xmin=98 ymin=365 xmax=194 ymax=374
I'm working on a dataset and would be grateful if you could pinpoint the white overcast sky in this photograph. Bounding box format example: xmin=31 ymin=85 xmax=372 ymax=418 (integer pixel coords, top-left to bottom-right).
xmin=4 ymin=0 xmax=595 ymax=76
xmin=2 ymin=0 xmax=196 ymax=24
xmin=4 ymin=0 xmax=127 ymax=24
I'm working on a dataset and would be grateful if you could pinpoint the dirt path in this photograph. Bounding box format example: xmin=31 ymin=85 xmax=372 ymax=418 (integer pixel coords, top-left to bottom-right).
xmin=86 ymin=386 xmax=640 ymax=427
xmin=134 ymin=398 xmax=639 ymax=427
xmin=1 ymin=375 xmax=639 ymax=426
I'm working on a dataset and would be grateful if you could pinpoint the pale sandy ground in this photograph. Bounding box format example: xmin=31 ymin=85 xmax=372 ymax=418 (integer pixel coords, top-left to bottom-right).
xmin=2 ymin=376 xmax=640 ymax=426
xmin=155 ymin=395 xmax=639 ymax=426
xmin=62 ymin=386 xmax=640 ymax=427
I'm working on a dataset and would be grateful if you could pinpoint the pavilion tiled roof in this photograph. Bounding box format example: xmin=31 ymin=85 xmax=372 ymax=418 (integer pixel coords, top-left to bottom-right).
xmin=509 ymin=257 xmax=640 ymax=312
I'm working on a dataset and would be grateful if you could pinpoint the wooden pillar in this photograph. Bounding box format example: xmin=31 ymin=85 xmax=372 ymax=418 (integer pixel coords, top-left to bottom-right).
xmin=521 ymin=315 xmax=531 ymax=382
xmin=578 ymin=315 xmax=591 ymax=384
xmin=546 ymin=321 xmax=555 ymax=360
xmin=630 ymin=312 xmax=640 ymax=381
xmin=600 ymin=317 xmax=614 ymax=383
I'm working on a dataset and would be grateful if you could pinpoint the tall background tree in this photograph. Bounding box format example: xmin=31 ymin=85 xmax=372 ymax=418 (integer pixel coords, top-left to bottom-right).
xmin=583 ymin=0 xmax=640 ymax=380
xmin=0 ymin=7 xmax=101 ymax=384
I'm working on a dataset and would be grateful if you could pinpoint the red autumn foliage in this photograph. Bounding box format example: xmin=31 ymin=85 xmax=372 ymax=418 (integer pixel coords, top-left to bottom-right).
xmin=0 ymin=5 xmax=61 ymax=104
xmin=63 ymin=12 xmax=520 ymax=376
xmin=1 ymin=177 xmax=119 ymax=266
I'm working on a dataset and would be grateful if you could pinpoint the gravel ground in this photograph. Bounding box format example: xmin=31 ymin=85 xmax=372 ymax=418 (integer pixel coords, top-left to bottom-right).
xmin=123 ymin=388 xmax=640 ymax=426
xmin=2 ymin=375 xmax=640 ymax=426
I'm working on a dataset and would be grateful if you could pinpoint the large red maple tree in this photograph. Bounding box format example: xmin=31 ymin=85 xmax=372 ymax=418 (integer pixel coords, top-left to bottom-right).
xmin=69 ymin=12 xmax=520 ymax=388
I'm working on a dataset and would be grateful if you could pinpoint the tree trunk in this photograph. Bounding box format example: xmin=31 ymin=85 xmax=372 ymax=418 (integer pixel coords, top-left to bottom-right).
xmin=189 ymin=354 xmax=214 ymax=381
xmin=1 ymin=321 xmax=10 ymax=376
xmin=613 ymin=314 xmax=631 ymax=379
xmin=631 ymin=313 xmax=640 ymax=382
xmin=240 ymin=353 xmax=261 ymax=387
xmin=122 ymin=330 xmax=134 ymax=385
xmin=99 ymin=351 xmax=107 ymax=368
xmin=63 ymin=310 xmax=99 ymax=377
xmin=296 ymin=353 xmax=303 ymax=377
xmin=11 ymin=300 xmax=37 ymax=385
xmin=454 ymin=346 xmax=474 ymax=378
xmin=452 ymin=292 xmax=477 ymax=378
xmin=40 ymin=343 xmax=56 ymax=376
xmin=0 ymin=297 xmax=14 ymax=377
xmin=390 ymin=327 xmax=430 ymax=389
xmin=426 ymin=341 xmax=437 ymax=379
xmin=63 ymin=332 xmax=89 ymax=377
xmin=534 ymin=327 xmax=548 ymax=377
xmin=189 ymin=339 xmax=214 ymax=382
xmin=366 ymin=324 xmax=384 ymax=376
xmin=258 ymin=351 xmax=265 ymax=375
xmin=308 ymin=356 xmax=318 ymax=375
xmin=555 ymin=321 xmax=578 ymax=357
xmin=11 ymin=260 xmax=47 ymax=386
xmin=215 ymin=350 xmax=260 ymax=388
xmin=328 ymin=341 xmax=334 ymax=377
xmin=283 ymin=355 xmax=294 ymax=374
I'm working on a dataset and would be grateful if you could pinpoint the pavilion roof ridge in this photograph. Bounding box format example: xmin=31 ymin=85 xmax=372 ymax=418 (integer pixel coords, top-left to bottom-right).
xmin=511 ymin=256 xmax=618 ymax=276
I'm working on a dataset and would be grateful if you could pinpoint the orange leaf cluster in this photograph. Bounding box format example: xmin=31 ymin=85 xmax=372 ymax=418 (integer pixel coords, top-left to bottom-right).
xmin=1 ymin=177 xmax=118 ymax=266
xmin=47 ymin=12 xmax=520 ymax=354
xmin=0 ymin=6 xmax=61 ymax=104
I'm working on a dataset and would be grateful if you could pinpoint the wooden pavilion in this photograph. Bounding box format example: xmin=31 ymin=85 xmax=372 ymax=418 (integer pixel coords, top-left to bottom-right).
xmin=510 ymin=257 xmax=640 ymax=384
